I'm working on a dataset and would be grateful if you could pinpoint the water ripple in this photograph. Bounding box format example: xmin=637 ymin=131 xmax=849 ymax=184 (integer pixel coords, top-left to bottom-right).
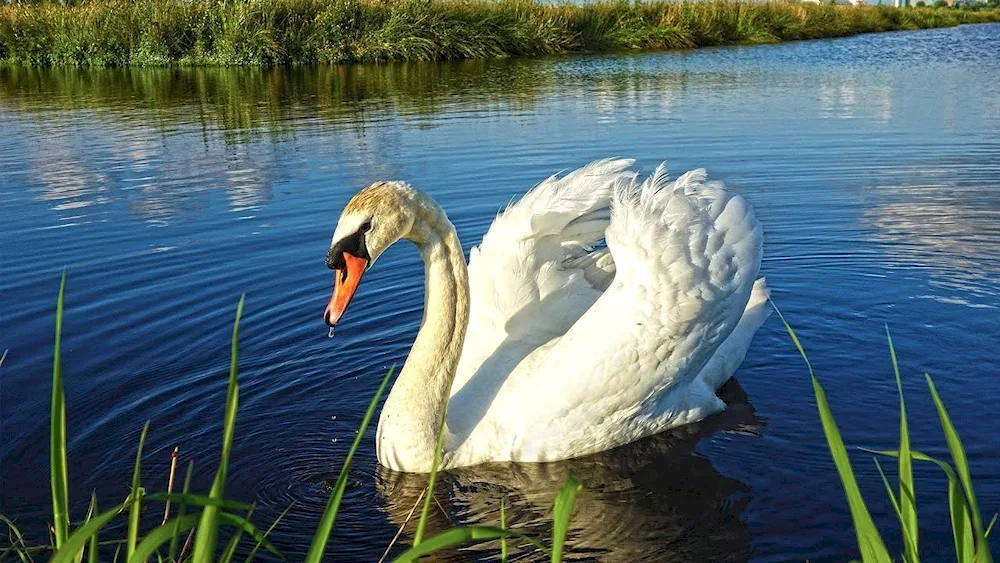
xmin=3 ymin=24 xmax=1000 ymax=563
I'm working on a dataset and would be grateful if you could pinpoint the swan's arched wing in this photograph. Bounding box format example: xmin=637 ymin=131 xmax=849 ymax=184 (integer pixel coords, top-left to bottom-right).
xmin=484 ymin=166 xmax=763 ymax=461
xmin=452 ymin=159 xmax=635 ymax=393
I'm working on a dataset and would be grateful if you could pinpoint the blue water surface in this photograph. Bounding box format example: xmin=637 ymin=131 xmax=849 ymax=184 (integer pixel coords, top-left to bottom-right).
xmin=2 ymin=23 xmax=1000 ymax=562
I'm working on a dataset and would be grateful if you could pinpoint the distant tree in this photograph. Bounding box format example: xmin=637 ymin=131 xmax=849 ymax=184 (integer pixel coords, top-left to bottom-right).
xmin=915 ymin=1 xmax=926 ymax=6
xmin=933 ymin=0 xmax=948 ymax=7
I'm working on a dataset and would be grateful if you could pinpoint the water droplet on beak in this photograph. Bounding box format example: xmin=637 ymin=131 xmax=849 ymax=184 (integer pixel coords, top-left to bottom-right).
xmin=328 ymin=326 xmax=335 ymax=338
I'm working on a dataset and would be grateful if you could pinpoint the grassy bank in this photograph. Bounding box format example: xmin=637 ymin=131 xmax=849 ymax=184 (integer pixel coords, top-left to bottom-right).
xmin=1 ymin=0 xmax=999 ymax=66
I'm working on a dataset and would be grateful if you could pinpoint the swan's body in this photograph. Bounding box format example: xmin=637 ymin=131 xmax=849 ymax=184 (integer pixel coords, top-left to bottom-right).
xmin=324 ymin=159 xmax=769 ymax=473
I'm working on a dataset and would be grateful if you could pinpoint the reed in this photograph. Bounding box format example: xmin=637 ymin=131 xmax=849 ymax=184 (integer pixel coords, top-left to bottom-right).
xmin=0 ymin=275 xmax=581 ymax=562
xmin=1 ymin=274 xmax=995 ymax=561
xmin=1 ymin=0 xmax=998 ymax=67
xmin=775 ymin=305 xmax=997 ymax=563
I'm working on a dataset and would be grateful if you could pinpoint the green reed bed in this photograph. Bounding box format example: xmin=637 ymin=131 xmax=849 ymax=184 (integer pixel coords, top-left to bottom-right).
xmin=1 ymin=276 xmax=997 ymax=561
xmin=775 ymin=306 xmax=997 ymax=562
xmin=1 ymin=0 xmax=999 ymax=66
xmin=0 ymin=273 xmax=580 ymax=563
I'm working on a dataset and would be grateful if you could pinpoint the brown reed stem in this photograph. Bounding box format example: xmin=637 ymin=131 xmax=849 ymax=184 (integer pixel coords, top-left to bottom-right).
xmin=377 ymin=488 xmax=426 ymax=563
xmin=162 ymin=446 xmax=179 ymax=525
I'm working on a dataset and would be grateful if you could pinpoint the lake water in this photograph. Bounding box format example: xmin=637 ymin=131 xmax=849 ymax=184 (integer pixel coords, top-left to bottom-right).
xmin=3 ymin=23 xmax=1000 ymax=562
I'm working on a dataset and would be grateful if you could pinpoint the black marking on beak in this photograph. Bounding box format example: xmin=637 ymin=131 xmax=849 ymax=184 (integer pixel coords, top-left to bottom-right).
xmin=327 ymin=221 xmax=372 ymax=270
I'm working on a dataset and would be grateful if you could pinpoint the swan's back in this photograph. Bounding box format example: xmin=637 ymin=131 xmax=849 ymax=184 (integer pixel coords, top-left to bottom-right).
xmin=444 ymin=160 xmax=766 ymax=468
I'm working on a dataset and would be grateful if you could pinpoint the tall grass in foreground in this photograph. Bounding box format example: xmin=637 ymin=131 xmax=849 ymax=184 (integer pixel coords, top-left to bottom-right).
xmin=1 ymin=0 xmax=999 ymax=66
xmin=774 ymin=305 xmax=997 ymax=563
xmin=0 ymin=275 xmax=580 ymax=562
xmin=3 ymin=276 xmax=997 ymax=561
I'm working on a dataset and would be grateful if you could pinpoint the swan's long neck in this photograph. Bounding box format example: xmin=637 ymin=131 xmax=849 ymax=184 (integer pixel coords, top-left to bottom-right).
xmin=376 ymin=205 xmax=469 ymax=472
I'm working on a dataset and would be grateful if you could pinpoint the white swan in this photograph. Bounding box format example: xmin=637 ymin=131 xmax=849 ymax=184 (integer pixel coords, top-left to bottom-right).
xmin=323 ymin=159 xmax=770 ymax=473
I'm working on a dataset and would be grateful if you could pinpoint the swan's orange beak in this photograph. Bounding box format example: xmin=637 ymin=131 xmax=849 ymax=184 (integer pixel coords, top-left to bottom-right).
xmin=324 ymin=252 xmax=368 ymax=328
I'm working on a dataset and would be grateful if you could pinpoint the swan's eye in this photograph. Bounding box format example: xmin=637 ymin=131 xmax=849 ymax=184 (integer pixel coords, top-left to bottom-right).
xmin=327 ymin=221 xmax=372 ymax=270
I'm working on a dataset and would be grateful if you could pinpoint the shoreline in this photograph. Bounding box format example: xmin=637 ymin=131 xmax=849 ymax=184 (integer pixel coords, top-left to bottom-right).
xmin=1 ymin=0 xmax=999 ymax=67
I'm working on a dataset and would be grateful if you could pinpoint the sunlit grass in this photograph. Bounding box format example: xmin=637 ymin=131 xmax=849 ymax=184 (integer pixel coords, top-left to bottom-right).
xmin=1 ymin=0 xmax=998 ymax=66
xmin=191 ymin=294 xmax=243 ymax=562
xmin=0 ymin=274 xmax=582 ymax=562
xmin=775 ymin=303 xmax=997 ymax=563
xmin=3 ymin=274 xmax=996 ymax=561
xmin=49 ymin=270 xmax=70 ymax=552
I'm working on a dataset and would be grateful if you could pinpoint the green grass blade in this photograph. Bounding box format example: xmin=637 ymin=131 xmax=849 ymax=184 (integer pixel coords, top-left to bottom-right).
xmin=773 ymin=303 xmax=890 ymax=562
xmin=500 ymin=497 xmax=508 ymax=563
xmin=873 ymin=456 xmax=920 ymax=561
xmin=146 ymin=493 xmax=253 ymax=512
xmin=74 ymin=502 xmax=96 ymax=563
xmin=873 ymin=457 xmax=902 ymax=519
xmin=126 ymin=421 xmax=150 ymax=559
xmin=551 ymin=477 xmax=581 ymax=563
xmin=0 ymin=545 xmax=31 ymax=563
xmin=50 ymin=505 xmax=126 ymax=563
xmin=867 ymin=448 xmax=973 ymax=561
xmin=887 ymin=327 xmax=918 ymax=562
xmin=83 ymin=493 xmax=97 ymax=563
xmin=219 ymin=506 xmax=255 ymax=563
xmin=217 ymin=513 xmax=281 ymax=558
xmin=985 ymin=514 xmax=997 ymax=538
xmin=0 ymin=514 xmax=28 ymax=543
xmin=414 ymin=399 xmax=450 ymax=546
xmin=126 ymin=514 xmax=200 ymax=563
xmin=304 ymin=366 xmax=395 ymax=563
xmin=244 ymin=502 xmax=294 ymax=563
xmin=811 ymin=376 xmax=892 ymax=562
xmin=1 ymin=547 xmax=32 ymax=563
xmin=51 ymin=270 xmax=70 ymax=549
xmin=192 ymin=295 xmax=244 ymax=563
xmin=220 ymin=533 xmax=242 ymax=563
xmin=944 ymin=460 xmax=974 ymax=561
xmin=391 ymin=526 xmax=547 ymax=563
xmin=167 ymin=461 xmax=194 ymax=562
xmin=926 ymin=374 xmax=991 ymax=563
xmin=0 ymin=515 xmax=33 ymax=563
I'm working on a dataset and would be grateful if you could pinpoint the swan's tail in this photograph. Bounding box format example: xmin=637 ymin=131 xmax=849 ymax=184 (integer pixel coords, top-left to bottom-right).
xmin=747 ymin=277 xmax=771 ymax=311
xmin=695 ymin=277 xmax=771 ymax=392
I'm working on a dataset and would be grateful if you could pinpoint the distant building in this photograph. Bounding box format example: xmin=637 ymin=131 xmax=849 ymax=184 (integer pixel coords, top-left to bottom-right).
xmin=893 ymin=0 xmax=956 ymax=6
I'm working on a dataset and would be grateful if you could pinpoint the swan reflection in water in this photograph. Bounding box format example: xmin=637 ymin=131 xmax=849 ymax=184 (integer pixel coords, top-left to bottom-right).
xmin=374 ymin=379 xmax=761 ymax=562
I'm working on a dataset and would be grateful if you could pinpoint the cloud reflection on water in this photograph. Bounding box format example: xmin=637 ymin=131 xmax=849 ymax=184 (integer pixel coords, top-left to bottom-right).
xmin=861 ymin=177 xmax=1000 ymax=303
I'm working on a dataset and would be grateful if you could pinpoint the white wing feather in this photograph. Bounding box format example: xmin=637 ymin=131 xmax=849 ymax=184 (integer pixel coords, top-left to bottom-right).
xmin=452 ymin=159 xmax=635 ymax=392
xmin=446 ymin=161 xmax=764 ymax=466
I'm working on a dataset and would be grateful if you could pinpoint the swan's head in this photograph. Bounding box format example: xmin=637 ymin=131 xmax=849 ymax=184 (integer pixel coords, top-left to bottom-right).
xmin=323 ymin=181 xmax=425 ymax=328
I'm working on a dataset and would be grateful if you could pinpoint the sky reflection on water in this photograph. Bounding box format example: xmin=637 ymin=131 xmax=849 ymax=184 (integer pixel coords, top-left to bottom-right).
xmin=3 ymin=23 xmax=1000 ymax=563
